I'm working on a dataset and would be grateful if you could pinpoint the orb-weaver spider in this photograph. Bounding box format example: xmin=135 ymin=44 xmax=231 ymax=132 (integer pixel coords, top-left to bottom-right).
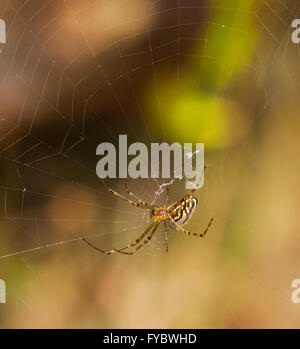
xmin=82 ymin=178 xmax=213 ymax=255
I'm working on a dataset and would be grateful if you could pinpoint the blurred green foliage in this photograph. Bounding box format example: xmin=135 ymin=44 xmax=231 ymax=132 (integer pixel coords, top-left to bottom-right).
xmin=148 ymin=0 xmax=257 ymax=149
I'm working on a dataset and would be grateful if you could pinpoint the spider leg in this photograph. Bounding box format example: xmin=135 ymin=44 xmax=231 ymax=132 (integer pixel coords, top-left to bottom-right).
xmin=82 ymin=222 xmax=156 ymax=255
xmin=125 ymin=179 xmax=149 ymax=207
xmin=165 ymin=186 xmax=170 ymax=206
xmin=163 ymin=222 xmax=168 ymax=252
xmin=124 ymin=222 xmax=160 ymax=255
xmin=164 ymin=231 xmax=169 ymax=252
xmin=167 ymin=214 xmax=213 ymax=238
xmin=101 ymin=179 xmax=157 ymax=210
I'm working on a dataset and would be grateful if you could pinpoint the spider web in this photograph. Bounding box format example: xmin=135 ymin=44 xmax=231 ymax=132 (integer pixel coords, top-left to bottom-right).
xmin=0 ymin=0 xmax=299 ymax=328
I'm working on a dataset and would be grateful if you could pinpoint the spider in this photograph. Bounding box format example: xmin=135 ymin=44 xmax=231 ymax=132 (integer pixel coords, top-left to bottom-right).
xmin=82 ymin=178 xmax=213 ymax=255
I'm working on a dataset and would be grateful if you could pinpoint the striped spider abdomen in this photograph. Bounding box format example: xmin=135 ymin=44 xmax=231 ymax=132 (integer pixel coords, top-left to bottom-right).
xmin=168 ymin=196 xmax=198 ymax=230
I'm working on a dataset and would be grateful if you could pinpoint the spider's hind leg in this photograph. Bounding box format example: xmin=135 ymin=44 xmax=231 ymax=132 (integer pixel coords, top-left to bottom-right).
xmin=163 ymin=222 xmax=169 ymax=252
xmin=168 ymin=214 xmax=213 ymax=238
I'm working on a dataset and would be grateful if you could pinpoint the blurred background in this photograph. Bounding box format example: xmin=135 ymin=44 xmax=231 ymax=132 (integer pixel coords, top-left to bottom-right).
xmin=0 ymin=0 xmax=300 ymax=328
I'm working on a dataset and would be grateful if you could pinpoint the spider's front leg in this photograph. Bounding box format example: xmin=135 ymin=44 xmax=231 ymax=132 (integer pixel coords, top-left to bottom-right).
xmin=118 ymin=222 xmax=160 ymax=255
xmin=101 ymin=179 xmax=146 ymax=208
xmin=101 ymin=178 xmax=157 ymax=210
xmin=125 ymin=179 xmax=148 ymax=207
xmin=126 ymin=223 xmax=160 ymax=255
xmin=82 ymin=222 xmax=156 ymax=255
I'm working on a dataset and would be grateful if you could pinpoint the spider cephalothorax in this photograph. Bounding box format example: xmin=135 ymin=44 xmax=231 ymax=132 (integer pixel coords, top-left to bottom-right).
xmin=82 ymin=179 xmax=213 ymax=255
xmin=150 ymin=208 xmax=168 ymax=222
